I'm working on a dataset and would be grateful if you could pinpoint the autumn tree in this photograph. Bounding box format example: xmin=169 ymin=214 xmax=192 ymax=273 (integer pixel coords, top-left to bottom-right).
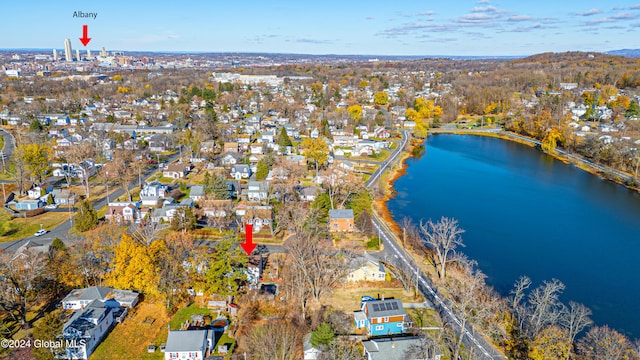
xmin=373 ymin=91 xmax=389 ymax=106
xmin=203 ymin=172 xmax=230 ymax=199
xmin=419 ymin=216 xmax=465 ymax=279
xmin=31 ymin=311 xmax=64 ymax=360
xmin=542 ymin=128 xmax=563 ymax=154
xmin=18 ymin=142 xmax=52 ymax=184
xmin=347 ymin=104 xmax=363 ymax=123
xmin=528 ymin=325 xmax=572 ymax=360
xmin=301 ymin=137 xmax=329 ymax=173
xmin=170 ymin=207 xmax=197 ymax=233
xmin=106 ymin=233 xmax=167 ymax=298
xmin=577 ymin=325 xmax=638 ymax=360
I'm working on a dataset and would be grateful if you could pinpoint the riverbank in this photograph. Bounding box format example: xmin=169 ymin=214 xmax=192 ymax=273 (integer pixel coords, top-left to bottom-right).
xmin=433 ymin=128 xmax=640 ymax=193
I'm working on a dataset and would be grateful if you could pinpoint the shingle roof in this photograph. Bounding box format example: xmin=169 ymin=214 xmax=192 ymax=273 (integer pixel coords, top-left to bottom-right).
xmin=329 ymin=209 xmax=354 ymax=219
xmin=165 ymin=330 xmax=208 ymax=353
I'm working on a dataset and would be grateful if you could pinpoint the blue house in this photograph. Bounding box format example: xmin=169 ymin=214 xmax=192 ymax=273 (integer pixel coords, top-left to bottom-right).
xmin=353 ymin=298 xmax=409 ymax=337
xmin=15 ymin=199 xmax=44 ymax=211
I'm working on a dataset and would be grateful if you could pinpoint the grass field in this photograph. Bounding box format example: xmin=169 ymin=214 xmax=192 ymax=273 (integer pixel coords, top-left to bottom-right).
xmin=91 ymin=302 xmax=169 ymax=360
xmin=0 ymin=210 xmax=70 ymax=242
xmin=325 ymin=285 xmax=424 ymax=314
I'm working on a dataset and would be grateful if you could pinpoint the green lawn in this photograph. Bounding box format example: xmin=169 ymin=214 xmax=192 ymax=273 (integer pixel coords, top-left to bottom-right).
xmin=0 ymin=210 xmax=71 ymax=242
xmin=169 ymin=303 xmax=213 ymax=330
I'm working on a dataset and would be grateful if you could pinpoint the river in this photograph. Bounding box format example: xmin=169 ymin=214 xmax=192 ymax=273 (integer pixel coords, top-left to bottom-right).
xmin=387 ymin=134 xmax=640 ymax=337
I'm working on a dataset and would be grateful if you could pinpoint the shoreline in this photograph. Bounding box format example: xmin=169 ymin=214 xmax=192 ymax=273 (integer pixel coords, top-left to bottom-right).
xmin=376 ymin=128 xmax=640 ymax=251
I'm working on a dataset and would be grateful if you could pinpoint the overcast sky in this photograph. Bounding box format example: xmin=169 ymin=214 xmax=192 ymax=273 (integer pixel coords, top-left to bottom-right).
xmin=3 ymin=0 xmax=640 ymax=56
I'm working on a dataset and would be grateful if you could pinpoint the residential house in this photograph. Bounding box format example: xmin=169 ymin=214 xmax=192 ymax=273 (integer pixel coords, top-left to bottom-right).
xmin=61 ymin=286 xmax=139 ymax=310
xmin=249 ymin=143 xmax=264 ymax=155
xmin=163 ymin=163 xmax=189 ymax=179
xmin=297 ymin=186 xmax=318 ymax=202
xmin=164 ymin=329 xmax=211 ymax=360
xmin=236 ymin=204 xmax=273 ymax=232
xmin=220 ymin=152 xmax=242 ymax=166
xmin=329 ymin=209 xmax=354 ymax=232
xmin=246 ymin=181 xmax=269 ymax=203
xmin=362 ymin=336 xmax=440 ymax=360
xmin=62 ymin=300 xmax=114 ymax=360
xmin=201 ymin=199 xmax=233 ymax=218
xmin=354 ymin=298 xmax=409 ymax=337
xmin=190 ymin=185 xmax=205 ymax=202
xmin=230 ymin=164 xmax=252 ymax=180
xmin=15 ymin=199 xmax=44 ymax=211
xmin=106 ymin=202 xmax=141 ymax=223
xmin=337 ymin=160 xmax=356 ymax=173
xmin=223 ymin=141 xmax=239 ymax=153
xmin=151 ymin=200 xmax=192 ymax=223
xmin=261 ymin=131 xmax=275 ymax=143
xmin=201 ymin=140 xmax=217 ymax=153
xmin=347 ymin=253 xmax=387 ymax=283
xmin=140 ymin=180 xmax=168 ymax=207
xmin=27 ymin=184 xmax=53 ymax=199
xmin=148 ymin=134 xmax=171 ymax=152
xmin=51 ymin=189 xmax=79 ymax=205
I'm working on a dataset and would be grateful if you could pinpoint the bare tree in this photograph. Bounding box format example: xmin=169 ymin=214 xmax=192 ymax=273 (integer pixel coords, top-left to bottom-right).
xmin=320 ymin=337 xmax=363 ymax=360
xmin=449 ymin=265 xmax=487 ymax=360
xmin=419 ymin=216 xmax=465 ymax=279
xmin=528 ymin=278 xmax=566 ymax=339
xmin=561 ymin=301 xmax=593 ymax=348
xmin=404 ymin=333 xmax=441 ymax=360
xmin=284 ymin=233 xmax=351 ymax=312
xmin=245 ymin=320 xmax=303 ymax=360
xmin=129 ymin=220 xmax=164 ymax=246
xmin=320 ymin=169 xmax=365 ymax=210
xmin=577 ymin=325 xmax=638 ymax=360
xmin=0 ymin=250 xmax=46 ymax=329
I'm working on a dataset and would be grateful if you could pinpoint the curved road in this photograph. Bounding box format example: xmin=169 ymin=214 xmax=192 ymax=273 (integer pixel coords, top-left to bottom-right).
xmin=367 ymin=130 xmax=504 ymax=359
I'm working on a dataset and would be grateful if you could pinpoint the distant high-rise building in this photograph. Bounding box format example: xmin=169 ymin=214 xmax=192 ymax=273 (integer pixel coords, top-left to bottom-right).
xmin=87 ymin=49 xmax=91 ymax=59
xmin=76 ymin=49 xmax=81 ymax=61
xmin=52 ymin=49 xmax=57 ymax=61
xmin=101 ymin=47 xmax=107 ymax=57
xmin=64 ymin=38 xmax=73 ymax=62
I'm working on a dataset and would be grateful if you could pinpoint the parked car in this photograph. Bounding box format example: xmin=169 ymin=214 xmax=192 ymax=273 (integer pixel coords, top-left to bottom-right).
xmin=45 ymin=204 xmax=58 ymax=209
xmin=34 ymin=229 xmax=48 ymax=237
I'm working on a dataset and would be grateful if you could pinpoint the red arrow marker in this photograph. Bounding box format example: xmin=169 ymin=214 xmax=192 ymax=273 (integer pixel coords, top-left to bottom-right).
xmin=79 ymin=25 xmax=92 ymax=46
xmin=240 ymin=223 xmax=257 ymax=255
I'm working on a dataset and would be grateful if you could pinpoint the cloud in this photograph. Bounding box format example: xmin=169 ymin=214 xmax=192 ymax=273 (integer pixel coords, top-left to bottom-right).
xmin=575 ymin=9 xmax=602 ymax=16
xmin=417 ymin=11 xmax=436 ymax=16
xmin=512 ymin=23 xmax=544 ymax=32
xmin=292 ymin=38 xmax=331 ymax=44
xmin=507 ymin=15 xmax=533 ymax=22
xmin=365 ymin=16 xmax=374 ymax=20
xmin=631 ymin=4 xmax=640 ymax=9
xmin=471 ymin=5 xmax=499 ymax=13
xmin=457 ymin=12 xmax=499 ymax=24
xmin=476 ymin=0 xmax=490 ymax=3
xmin=585 ymin=12 xmax=640 ymax=25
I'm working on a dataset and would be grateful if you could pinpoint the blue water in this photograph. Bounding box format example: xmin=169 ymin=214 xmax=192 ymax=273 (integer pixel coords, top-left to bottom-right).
xmin=387 ymin=134 xmax=640 ymax=337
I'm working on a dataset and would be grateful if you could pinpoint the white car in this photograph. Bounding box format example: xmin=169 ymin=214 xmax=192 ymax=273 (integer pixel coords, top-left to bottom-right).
xmin=44 ymin=204 xmax=57 ymax=209
xmin=34 ymin=229 xmax=48 ymax=237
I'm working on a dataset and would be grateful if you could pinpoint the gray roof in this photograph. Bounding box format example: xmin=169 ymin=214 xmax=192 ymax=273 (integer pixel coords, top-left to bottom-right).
xmin=329 ymin=209 xmax=354 ymax=219
xmin=362 ymin=336 xmax=423 ymax=360
xmin=190 ymin=185 xmax=205 ymax=197
xmin=165 ymin=330 xmax=208 ymax=353
xmin=63 ymin=286 xmax=112 ymax=302
xmin=63 ymin=300 xmax=111 ymax=339
xmin=364 ymin=299 xmax=406 ymax=318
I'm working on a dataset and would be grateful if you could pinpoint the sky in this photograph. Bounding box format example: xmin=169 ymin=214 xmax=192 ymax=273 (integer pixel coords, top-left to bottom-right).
xmin=2 ymin=0 xmax=640 ymax=56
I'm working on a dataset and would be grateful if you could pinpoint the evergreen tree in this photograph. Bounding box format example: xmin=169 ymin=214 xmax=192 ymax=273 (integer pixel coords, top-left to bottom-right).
xmin=46 ymin=194 xmax=54 ymax=205
xmin=277 ymin=127 xmax=292 ymax=152
xmin=255 ymin=160 xmax=269 ymax=180
xmin=171 ymin=207 xmax=197 ymax=232
xmin=51 ymin=237 xmax=65 ymax=251
xmin=74 ymin=200 xmax=98 ymax=232
xmin=200 ymin=233 xmax=247 ymax=297
xmin=626 ymin=99 xmax=639 ymax=117
xmin=205 ymin=173 xmax=230 ymax=199
xmin=311 ymin=322 xmax=335 ymax=347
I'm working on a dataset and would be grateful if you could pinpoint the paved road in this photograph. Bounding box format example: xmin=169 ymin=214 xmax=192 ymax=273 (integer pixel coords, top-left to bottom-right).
xmin=366 ymin=129 xmax=504 ymax=359
xmin=0 ymin=152 xmax=181 ymax=252
xmin=0 ymin=128 xmax=16 ymax=163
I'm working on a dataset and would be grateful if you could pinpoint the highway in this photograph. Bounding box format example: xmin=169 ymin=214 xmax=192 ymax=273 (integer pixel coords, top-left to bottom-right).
xmin=367 ymin=130 xmax=504 ymax=359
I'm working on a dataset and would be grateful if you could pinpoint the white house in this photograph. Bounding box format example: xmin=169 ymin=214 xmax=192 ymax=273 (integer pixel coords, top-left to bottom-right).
xmin=164 ymin=330 xmax=211 ymax=360
xmin=62 ymin=300 xmax=114 ymax=360
xmin=61 ymin=286 xmax=139 ymax=310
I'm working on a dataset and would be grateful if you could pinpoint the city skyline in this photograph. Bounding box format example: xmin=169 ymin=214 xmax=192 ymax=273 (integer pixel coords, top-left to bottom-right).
xmin=2 ymin=0 xmax=640 ymax=56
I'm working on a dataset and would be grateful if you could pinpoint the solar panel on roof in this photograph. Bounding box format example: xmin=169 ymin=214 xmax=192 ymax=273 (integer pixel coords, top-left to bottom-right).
xmin=385 ymin=303 xmax=392 ymax=311
xmin=372 ymin=304 xmax=380 ymax=311
xmin=391 ymin=302 xmax=399 ymax=310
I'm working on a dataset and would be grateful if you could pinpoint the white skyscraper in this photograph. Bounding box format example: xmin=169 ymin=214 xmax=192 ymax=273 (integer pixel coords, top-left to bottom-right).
xmin=76 ymin=49 xmax=81 ymax=62
xmin=64 ymin=38 xmax=73 ymax=62
xmin=87 ymin=49 xmax=91 ymax=59
xmin=52 ymin=49 xmax=57 ymax=61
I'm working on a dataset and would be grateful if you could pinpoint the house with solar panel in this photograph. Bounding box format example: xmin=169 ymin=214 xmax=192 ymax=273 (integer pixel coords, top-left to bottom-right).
xmin=353 ymin=298 xmax=410 ymax=337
